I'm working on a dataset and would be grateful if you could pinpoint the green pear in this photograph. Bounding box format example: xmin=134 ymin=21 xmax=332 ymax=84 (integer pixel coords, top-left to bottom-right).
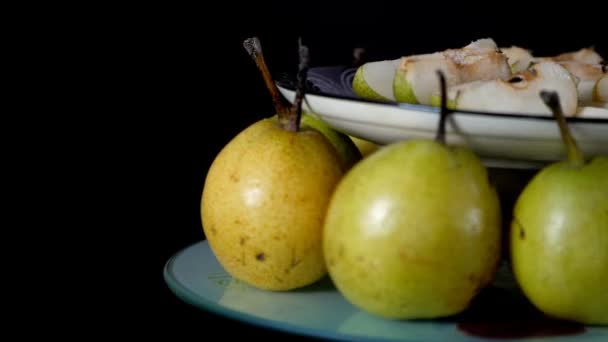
xmin=352 ymin=59 xmax=400 ymax=101
xmin=348 ymin=135 xmax=379 ymax=158
xmin=431 ymin=61 xmax=579 ymax=116
xmin=201 ymin=38 xmax=343 ymax=291
xmin=510 ymin=91 xmax=608 ymax=325
xmin=393 ymin=38 xmax=511 ymax=105
xmin=300 ymin=113 xmax=362 ymax=170
xmin=323 ymin=72 xmax=502 ymax=319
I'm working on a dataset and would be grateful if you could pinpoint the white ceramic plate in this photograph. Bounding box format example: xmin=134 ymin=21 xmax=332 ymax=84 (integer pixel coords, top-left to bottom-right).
xmin=165 ymin=241 xmax=608 ymax=341
xmin=276 ymin=67 xmax=608 ymax=169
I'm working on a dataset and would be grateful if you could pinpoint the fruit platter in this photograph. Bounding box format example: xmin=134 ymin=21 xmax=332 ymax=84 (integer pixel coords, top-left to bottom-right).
xmin=276 ymin=39 xmax=607 ymax=168
xmin=164 ymin=37 xmax=608 ymax=341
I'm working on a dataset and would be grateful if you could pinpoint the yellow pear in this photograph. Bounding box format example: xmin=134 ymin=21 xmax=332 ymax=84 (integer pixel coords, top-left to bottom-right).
xmin=201 ymin=38 xmax=343 ymax=291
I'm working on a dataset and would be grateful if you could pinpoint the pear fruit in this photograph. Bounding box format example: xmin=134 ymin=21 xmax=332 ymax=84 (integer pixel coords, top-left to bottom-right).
xmin=323 ymin=72 xmax=502 ymax=319
xmin=502 ymin=47 xmax=605 ymax=101
xmin=300 ymin=112 xmax=362 ymax=170
xmin=544 ymin=47 xmax=604 ymax=65
xmin=513 ymin=47 xmax=604 ymax=66
xmin=559 ymin=61 xmax=606 ymax=106
xmin=352 ymin=59 xmax=400 ymax=101
xmin=349 ymin=135 xmax=379 ymax=157
xmin=594 ymin=73 xmax=607 ymax=102
xmin=501 ymin=46 xmax=535 ymax=73
xmin=575 ymin=106 xmax=608 ymax=118
xmin=431 ymin=61 xmax=579 ymax=116
xmin=269 ymin=111 xmax=362 ymax=170
xmin=393 ymin=38 xmax=511 ymax=105
xmin=510 ymin=91 xmax=608 ymax=325
xmin=201 ymin=38 xmax=343 ymax=291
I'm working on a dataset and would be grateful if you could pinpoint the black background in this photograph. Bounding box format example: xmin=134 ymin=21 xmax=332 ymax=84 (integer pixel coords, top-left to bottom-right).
xmin=91 ymin=2 xmax=607 ymax=340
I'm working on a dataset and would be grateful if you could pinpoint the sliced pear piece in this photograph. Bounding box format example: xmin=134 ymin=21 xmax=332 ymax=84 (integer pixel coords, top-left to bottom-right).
xmin=392 ymin=51 xmax=446 ymax=103
xmin=441 ymin=61 xmax=578 ymax=116
xmin=576 ymin=106 xmax=608 ymax=117
xmin=503 ymin=46 xmax=604 ymax=72
xmin=352 ymin=59 xmax=401 ymax=101
xmin=501 ymin=46 xmax=535 ymax=73
xmin=558 ymin=61 xmax=606 ymax=105
xmin=534 ymin=47 xmax=603 ymax=68
xmin=393 ymin=38 xmax=511 ymax=105
xmin=594 ymin=74 xmax=607 ymax=102
xmin=394 ymin=56 xmax=457 ymax=104
xmin=441 ymin=39 xmax=509 ymax=78
xmin=550 ymin=47 xmax=604 ymax=64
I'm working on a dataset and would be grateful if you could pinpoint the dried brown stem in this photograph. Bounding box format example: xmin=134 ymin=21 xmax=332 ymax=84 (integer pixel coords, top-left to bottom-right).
xmin=243 ymin=37 xmax=290 ymax=125
xmin=435 ymin=70 xmax=450 ymax=145
xmin=285 ymin=38 xmax=310 ymax=132
xmin=540 ymin=91 xmax=585 ymax=166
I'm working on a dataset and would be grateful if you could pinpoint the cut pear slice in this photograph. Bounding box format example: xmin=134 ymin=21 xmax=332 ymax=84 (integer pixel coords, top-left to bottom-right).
xmin=559 ymin=62 xmax=606 ymax=105
xmin=352 ymin=59 xmax=401 ymax=101
xmin=501 ymin=46 xmax=535 ymax=73
xmin=443 ymin=41 xmax=510 ymax=82
xmin=576 ymin=106 xmax=608 ymax=117
xmin=465 ymin=38 xmax=499 ymax=49
xmin=394 ymin=56 xmax=460 ymax=104
xmin=441 ymin=61 xmax=579 ymax=116
xmin=594 ymin=74 xmax=607 ymax=102
xmin=550 ymin=47 xmax=604 ymax=64
xmin=502 ymin=46 xmax=604 ymax=72
xmin=393 ymin=38 xmax=511 ymax=105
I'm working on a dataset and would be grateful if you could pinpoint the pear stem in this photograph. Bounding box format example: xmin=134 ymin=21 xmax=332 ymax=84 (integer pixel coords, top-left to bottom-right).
xmin=540 ymin=91 xmax=585 ymax=166
xmin=243 ymin=37 xmax=291 ymax=126
xmin=285 ymin=38 xmax=310 ymax=132
xmin=435 ymin=70 xmax=450 ymax=145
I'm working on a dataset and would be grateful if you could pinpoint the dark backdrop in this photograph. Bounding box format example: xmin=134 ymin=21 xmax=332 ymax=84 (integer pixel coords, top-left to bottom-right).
xmin=113 ymin=2 xmax=606 ymax=340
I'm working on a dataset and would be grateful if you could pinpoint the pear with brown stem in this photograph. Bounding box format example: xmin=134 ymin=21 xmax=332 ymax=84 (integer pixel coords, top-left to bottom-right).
xmin=249 ymin=38 xmax=361 ymax=170
xmin=201 ymin=38 xmax=343 ymax=291
xmin=510 ymin=91 xmax=608 ymax=325
xmin=324 ymin=71 xmax=502 ymax=319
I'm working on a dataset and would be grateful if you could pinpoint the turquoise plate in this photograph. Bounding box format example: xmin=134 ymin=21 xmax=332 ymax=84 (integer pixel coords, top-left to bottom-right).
xmin=164 ymin=241 xmax=607 ymax=341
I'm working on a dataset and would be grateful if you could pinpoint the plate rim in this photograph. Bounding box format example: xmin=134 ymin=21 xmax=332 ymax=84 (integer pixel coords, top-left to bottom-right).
xmin=165 ymin=241 xmax=608 ymax=341
xmin=275 ymin=81 xmax=608 ymax=124
xmin=164 ymin=241 xmax=418 ymax=342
